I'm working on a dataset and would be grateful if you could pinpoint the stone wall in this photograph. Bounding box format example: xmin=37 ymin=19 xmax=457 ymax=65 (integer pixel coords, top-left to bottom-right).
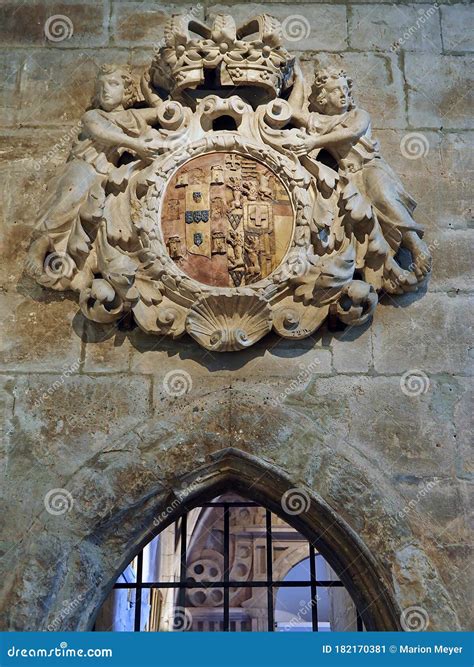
xmin=0 ymin=0 xmax=472 ymax=631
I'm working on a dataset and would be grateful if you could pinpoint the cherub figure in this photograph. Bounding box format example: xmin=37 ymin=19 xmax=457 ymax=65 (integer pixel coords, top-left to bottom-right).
xmin=27 ymin=65 xmax=164 ymax=286
xmin=288 ymin=63 xmax=431 ymax=283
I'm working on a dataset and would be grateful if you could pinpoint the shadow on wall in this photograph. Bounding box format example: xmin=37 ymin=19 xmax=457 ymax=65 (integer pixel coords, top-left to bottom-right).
xmin=16 ymin=268 xmax=428 ymax=372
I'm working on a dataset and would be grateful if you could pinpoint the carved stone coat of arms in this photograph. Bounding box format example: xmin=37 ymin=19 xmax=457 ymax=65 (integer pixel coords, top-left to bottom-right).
xmin=26 ymin=14 xmax=431 ymax=351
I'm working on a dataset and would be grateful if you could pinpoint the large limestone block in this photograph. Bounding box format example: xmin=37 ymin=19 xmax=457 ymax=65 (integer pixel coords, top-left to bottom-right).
xmin=349 ymin=4 xmax=442 ymax=52
xmin=0 ymin=1 xmax=109 ymax=47
xmin=0 ymin=49 xmax=24 ymax=127
xmin=372 ymin=293 xmax=472 ymax=374
xmin=18 ymin=48 xmax=129 ymax=125
xmin=405 ymin=53 xmax=474 ymax=129
xmin=285 ymin=374 xmax=464 ymax=477
xmin=7 ymin=373 xmax=152 ymax=475
xmin=429 ymin=230 xmax=474 ymax=293
xmin=80 ymin=318 xmax=131 ymax=374
xmin=0 ymin=130 xmax=73 ymax=286
xmin=330 ymin=322 xmax=373 ymax=374
xmin=112 ymin=2 xmax=205 ymax=47
xmin=0 ymin=292 xmax=82 ymax=372
xmin=374 ymin=130 xmax=473 ymax=232
xmin=441 ymin=4 xmax=474 ymax=52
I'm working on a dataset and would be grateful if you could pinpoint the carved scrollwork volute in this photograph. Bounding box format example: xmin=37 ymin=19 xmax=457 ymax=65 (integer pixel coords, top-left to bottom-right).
xmin=79 ymin=278 xmax=125 ymax=324
xmin=336 ymin=280 xmax=378 ymax=326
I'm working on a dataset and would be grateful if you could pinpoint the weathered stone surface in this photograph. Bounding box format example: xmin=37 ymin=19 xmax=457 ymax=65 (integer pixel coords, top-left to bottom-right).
xmin=330 ymin=322 xmax=373 ymax=373
xmin=441 ymin=4 xmax=474 ymax=53
xmin=374 ymin=130 xmax=473 ymax=232
xmin=0 ymin=1 xmax=109 ymax=47
xmin=0 ymin=375 xmax=15 ymax=478
xmin=208 ymin=4 xmax=348 ymax=52
xmin=372 ymin=293 xmax=472 ymax=374
xmin=8 ymin=373 xmax=152 ymax=476
xmin=0 ymin=292 xmax=82 ymax=372
xmin=344 ymin=0 xmax=455 ymax=3
xmin=405 ymin=53 xmax=474 ymax=129
xmin=393 ymin=477 xmax=469 ymax=544
xmin=0 ymin=131 xmax=74 ymax=286
xmin=301 ymin=52 xmax=406 ymax=128
xmin=80 ymin=318 xmax=131 ymax=374
xmin=454 ymin=382 xmax=473 ymax=479
xmin=349 ymin=4 xmax=442 ymax=52
xmin=18 ymin=48 xmax=129 ymax=125
xmin=429 ymin=230 xmax=474 ymax=293
xmin=285 ymin=374 xmax=463 ymax=477
xmin=392 ymin=543 xmax=460 ymax=630
xmin=435 ymin=543 xmax=473 ymax=629
xmin=112 ymin=2 xmax=204 ymax=47
xmin=0 ymin=49 xmax=23 ymax=127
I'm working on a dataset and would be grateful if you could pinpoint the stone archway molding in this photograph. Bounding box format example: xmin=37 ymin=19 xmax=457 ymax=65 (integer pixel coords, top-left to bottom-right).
xmin=1 ymin=389 xmax=460 ymax=632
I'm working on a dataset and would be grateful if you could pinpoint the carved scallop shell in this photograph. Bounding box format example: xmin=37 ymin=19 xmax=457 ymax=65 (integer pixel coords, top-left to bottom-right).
xmin=186 ymin=292 xmax=272 ymax=351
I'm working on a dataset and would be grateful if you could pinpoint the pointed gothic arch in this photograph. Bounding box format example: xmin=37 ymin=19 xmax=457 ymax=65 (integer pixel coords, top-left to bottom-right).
xmin=84 ymin=449 xmax=400 ymax=631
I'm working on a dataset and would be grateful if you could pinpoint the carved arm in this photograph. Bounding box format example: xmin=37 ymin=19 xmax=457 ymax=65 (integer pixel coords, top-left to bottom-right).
xmin=287 ymin=60 xmax=310 ymax=128
xmin=82 ymin=109 xmax=144 ymax=152
xmin=310 ymin=109 xmax=371 ymax=149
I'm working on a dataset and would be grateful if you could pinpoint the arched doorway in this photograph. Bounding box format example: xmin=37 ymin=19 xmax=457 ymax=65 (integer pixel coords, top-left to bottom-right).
xmin=94 ymin=492 xmax=365 ymax=632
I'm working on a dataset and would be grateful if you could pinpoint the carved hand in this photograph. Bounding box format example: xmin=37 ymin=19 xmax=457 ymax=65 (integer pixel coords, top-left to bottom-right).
xmin=131 ymin=137 xmax=163 ymax=160
xmin=140 ymin=70 xmax=163 ymax=109
xmin=288 ymin=135 xmax=320 ymax=157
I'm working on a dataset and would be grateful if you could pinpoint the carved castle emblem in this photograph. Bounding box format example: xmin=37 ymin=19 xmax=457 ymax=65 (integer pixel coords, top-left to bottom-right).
xmin=26 ymin=13 xmax=431 ymax=352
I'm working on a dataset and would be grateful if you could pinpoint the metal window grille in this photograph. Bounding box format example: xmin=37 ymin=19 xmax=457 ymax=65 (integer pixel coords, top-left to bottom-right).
xmin=106 ymin=500 xmax=365 ymax=632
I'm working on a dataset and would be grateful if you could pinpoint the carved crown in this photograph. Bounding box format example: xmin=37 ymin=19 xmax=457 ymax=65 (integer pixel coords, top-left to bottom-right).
xmin=151 ymin=14 xmax=294 ymax=101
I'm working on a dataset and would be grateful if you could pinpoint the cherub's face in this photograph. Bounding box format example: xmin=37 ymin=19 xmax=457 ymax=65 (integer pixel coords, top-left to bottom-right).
xmin=97 ymin=72 xmax=125 ymax=111
xmin=322 ymin=77 xmax=350 ymax=115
